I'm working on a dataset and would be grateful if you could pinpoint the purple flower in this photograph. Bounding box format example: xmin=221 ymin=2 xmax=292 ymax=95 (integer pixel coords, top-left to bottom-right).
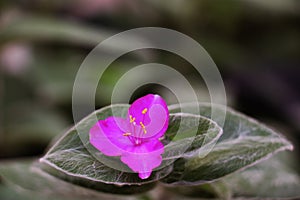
xmin=89 ymin=94 xmax=169 ymax=179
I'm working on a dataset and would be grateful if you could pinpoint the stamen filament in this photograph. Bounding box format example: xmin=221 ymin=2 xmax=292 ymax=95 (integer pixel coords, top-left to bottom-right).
xmin=140 ymin=122 xmax=147 ymax=134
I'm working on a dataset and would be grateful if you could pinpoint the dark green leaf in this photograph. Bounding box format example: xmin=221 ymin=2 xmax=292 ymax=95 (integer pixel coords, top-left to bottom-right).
xmin=39 ymin=104 xmax=222 ymax=193
xmin=162 ymin=103 xmax=293 ymax=185
xmin=40 ymin=105 xmax=170 ymax=194
xmin=0 ymin=160 xmax=146 ymax=199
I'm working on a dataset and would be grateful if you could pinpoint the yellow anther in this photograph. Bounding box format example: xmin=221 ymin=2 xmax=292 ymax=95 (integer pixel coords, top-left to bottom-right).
xmin=142 ymin=108 xmax=148 ymax=114
xmin=123 ymin=132 xmax=131 ymax=136
xmin=139 ymin=122 xmax=147 ymax=134
xmin=129 ymin=115 xmax=135 ymax=123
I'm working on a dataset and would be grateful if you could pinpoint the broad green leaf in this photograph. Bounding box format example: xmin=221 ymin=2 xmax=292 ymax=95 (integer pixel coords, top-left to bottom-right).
xmin=39 ymin=104 xmax=222 ymax=193
xmin=40 ymin=105 xmax=159 ymax=191
xmin=161 ymin=103 xmax=293 ymax=184
xmin=0 ymin=160 xmax=144 ymax=200
xmin=40 ymin=105 xmax=168 ymax=194
xmin=225 ymin=152 xmax=300 ymax=199
xmin=163 ymin=152 xmax=300 ymax=199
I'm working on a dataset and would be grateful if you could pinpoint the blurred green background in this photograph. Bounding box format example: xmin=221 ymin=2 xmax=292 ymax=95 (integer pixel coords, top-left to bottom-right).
xmin=0 ymin=0 xmax=300 ymax=187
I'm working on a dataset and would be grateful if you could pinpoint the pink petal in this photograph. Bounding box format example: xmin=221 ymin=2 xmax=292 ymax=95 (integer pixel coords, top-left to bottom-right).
xmin=120 ymin=139 xmax=164 ymax=179
xmin=128 ymin=94 xmax=169 ymax=139
xmin=144 ymin=104 xmax=169 ymax=139
xmin=89 ymin=117 xmax=132 ymax=156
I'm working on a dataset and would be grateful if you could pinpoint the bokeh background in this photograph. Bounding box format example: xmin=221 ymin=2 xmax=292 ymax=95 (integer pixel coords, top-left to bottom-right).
xmin=0 ymin=0 xmax=300 ymax=195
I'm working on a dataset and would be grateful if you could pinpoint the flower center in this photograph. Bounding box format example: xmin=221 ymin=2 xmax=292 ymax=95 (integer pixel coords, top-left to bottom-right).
xmin=123 ymin=108 xmax=148 ymax=145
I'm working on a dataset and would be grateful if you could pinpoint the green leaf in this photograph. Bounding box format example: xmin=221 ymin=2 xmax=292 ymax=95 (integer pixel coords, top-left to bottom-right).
xmin=0 ymin=160 xmax=144 ymax=200
xmin=164 ymin=151 xmax=300 ymax=199
xmin=225 ymin=151 xmax=300 ymax=199
xmin=40 ymin=105 xmax=153 ymax=191
xmin=39 ymin=105 xmax=169 ymax=194
xmin=161 ymin=103 xmax=293 ymax=185
xmin=39 ymin=104 xmax=222 ymax=194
